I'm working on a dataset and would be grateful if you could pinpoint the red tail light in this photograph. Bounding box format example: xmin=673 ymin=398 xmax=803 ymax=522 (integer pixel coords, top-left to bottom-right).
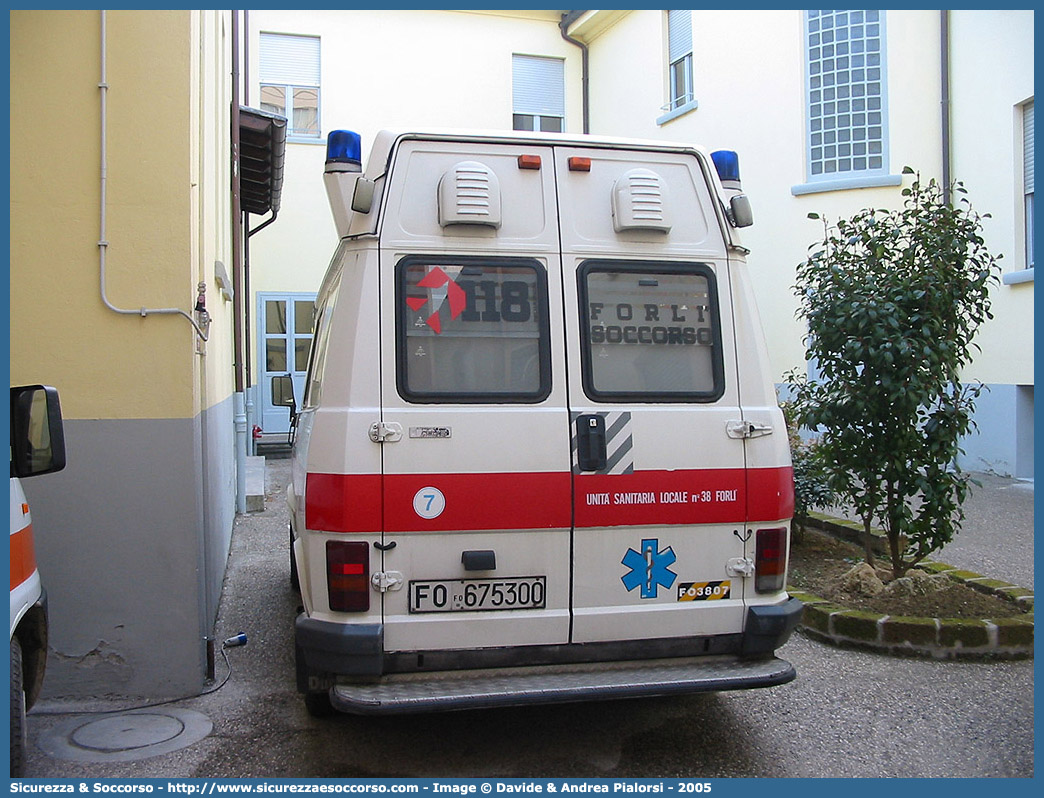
xmin=327 ymin=541 xmax=370 ymax=612
xmin=755 ymin=527 xmax=788 ymax=594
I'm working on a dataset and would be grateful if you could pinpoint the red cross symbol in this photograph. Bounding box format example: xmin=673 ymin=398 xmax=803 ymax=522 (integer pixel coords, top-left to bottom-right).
xmin=405 ymin=267 xmax=467 ymax=334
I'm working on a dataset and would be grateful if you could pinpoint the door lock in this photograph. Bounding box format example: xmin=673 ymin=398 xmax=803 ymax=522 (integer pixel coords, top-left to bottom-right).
xmin=371 ymin=571 xmax=404 ymax=592
xmin=726 ymin=557 xmax=756 ymax=578
xmin=369 ymin=421 xmax=403 ymax=443
xmin=726 ymin=420 xmax=774 ymax=439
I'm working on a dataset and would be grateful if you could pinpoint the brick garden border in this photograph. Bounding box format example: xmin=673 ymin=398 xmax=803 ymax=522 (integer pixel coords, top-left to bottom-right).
xmin=788 ymin=514 xmax=1034 ymax=659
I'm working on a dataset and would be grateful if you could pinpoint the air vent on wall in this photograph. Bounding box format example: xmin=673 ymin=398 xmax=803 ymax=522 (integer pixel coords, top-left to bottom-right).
xmin=438 ymin=161 xmax=502 ymax=228
xmin=611 ymin=168 xmax=671 ymax=233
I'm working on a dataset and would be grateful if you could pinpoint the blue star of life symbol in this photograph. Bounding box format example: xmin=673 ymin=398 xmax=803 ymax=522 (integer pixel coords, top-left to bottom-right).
xmin=621 ymin=538 xmax=678 ymax=599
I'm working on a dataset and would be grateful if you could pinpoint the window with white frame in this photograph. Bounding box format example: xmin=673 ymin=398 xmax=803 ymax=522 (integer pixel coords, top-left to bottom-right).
xmin=666 ymin=9 xmax=694 ymax=112
xmin=805 ymin=10 xmax=887 ymax=180
xmin=512 ymin=54 xmax=565 ymax=133
xmin=1024 ymin=99 xmax=1034 ymax=269
xmin=259 ymin=32 xmax=321 ymax=139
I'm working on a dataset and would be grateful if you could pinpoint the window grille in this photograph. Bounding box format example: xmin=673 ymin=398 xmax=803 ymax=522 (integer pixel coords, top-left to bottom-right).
xmin=806 ymin=10 xmax=887 ymax=179
xmin=1025 ymin=99 xmax=1034 ymax=269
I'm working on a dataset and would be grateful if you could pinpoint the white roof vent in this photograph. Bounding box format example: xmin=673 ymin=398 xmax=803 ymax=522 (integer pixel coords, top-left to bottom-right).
xmin=611 ymin=168 xmax=671 ymax=233
xmin=438 ymin=161 xmax=502 ymax=228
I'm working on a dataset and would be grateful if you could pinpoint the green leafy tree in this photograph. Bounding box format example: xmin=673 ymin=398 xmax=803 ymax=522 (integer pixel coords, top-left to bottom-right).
xmin=785 ymin=169 xmax=1000 ymax=577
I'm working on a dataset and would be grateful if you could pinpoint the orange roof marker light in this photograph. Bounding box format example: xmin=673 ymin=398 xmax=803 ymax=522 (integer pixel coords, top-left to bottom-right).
xmin=568 ymin=156 xmax=592 ymax=172
xmin=517 ymin=154 xmax=542 ymax=170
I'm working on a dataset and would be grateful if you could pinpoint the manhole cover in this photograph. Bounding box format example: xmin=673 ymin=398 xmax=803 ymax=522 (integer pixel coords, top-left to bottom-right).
xmin=70 ymin=712 xmax=186 ymax=753
xmin=38 ymin=708 xmax=212 ymax=763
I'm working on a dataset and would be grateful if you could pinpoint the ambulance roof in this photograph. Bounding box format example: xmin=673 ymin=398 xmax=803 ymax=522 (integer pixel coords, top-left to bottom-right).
xmin=362 ymin=128 xmax=711 ymax=177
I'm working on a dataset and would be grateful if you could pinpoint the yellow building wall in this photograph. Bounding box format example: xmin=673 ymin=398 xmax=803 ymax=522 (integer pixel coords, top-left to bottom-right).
xmin=949 ymin=9 xmax=1034 ymax=387
xmin=10 ymin=10 xmax=216 ymax=421
xmin=9 ymin=9 xmax=239 ymax=697
xmin=191 ymin=10 xmax=237 ymax=414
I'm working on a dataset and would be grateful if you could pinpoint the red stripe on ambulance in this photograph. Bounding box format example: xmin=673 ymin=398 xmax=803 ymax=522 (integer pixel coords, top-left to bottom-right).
xmin=383 ymin=472 xmax=572 ymax=532
xmin=747 ymin=465 xmax=796 ymax=522
xmin=305 ymin=466 xmax=793 ymax=533
xmin=575 ymin=466 xmax=793 ymax=527
xmin=305 ymin=472 xmax=382 ymax=533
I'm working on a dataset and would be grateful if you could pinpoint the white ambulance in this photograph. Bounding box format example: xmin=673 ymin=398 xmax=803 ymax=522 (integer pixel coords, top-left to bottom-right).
xmin=10 ymin=385 xmax=65 ymax=773
xmin=285 ymin=128 xmax=802 ymax=715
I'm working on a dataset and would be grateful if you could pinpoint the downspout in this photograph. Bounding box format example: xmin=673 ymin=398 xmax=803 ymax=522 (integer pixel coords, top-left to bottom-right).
xmin=231 ymin=10 xmax=248 ymax=514
xmin=98 ymin=10 xmax=209 ymax=341
xmin=196 ymin=12 xmax=214 ymax=683
xmin=243 ymin=9 xmax=255 ymax=457
xmin=940 ymin=10 xmax=952 ymax=205
xmin=559 ymin=11 xmax=590 ymax=134
xmin=249 ymin=212 xmax=279 ymax=237
xmin=246 ymin=205 xmax=276 ymax=455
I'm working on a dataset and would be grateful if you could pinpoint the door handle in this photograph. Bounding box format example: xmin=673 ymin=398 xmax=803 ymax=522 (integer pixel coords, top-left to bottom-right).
xmin=726 ymin=419 xmax=774 ymax=439
xmin=576 ymin=414 xmax=607 ymax=472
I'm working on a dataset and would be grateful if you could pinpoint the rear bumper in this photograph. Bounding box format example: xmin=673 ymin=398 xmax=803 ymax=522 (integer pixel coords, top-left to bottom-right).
xmin=742 ymin=596 xmax=804 ymax=655
xmin=295 ymin=616 xmax=383 ymax=692
xmin=328 ymin=655 xmax=796 ymax=714
xmin=296 ymin=595 xmax=804 ymax=713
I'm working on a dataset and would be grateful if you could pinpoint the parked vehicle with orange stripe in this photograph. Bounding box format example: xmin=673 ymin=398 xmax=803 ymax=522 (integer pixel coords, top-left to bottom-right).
xmin=284 ymin=129 xmax=802 ymax=716
xmin=10 ymin=385 xmax=65 ymax=775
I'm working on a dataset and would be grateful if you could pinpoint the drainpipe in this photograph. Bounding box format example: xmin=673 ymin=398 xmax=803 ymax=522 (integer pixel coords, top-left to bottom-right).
xmin=196 ymin=14 xmax=214 ymax=683
xmin=559 ymin=11 xmax=590 ymax=134
xmin=98 ymin=10 xmax=209 ymax=342
xmin=243 ymin=9 xmax=256 ymax=457
xmin=231 ymin=10 xmax=248 ymax=514
xmin=940 ymin=10 xmax=952 ymax=205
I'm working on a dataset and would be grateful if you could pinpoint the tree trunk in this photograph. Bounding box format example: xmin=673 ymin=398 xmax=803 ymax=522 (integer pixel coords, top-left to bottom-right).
xmin=792 ymin=514 xmax=806 ymax=545
xmin=887 ymin=530 xmax=906 ymax=578
xmin=886 ymin=481 xmax=907 ymax=578
xmin=862 ymin=514 xmax=876 ymax=567
xmin=862 ymin=481 xmax=878 ymax=567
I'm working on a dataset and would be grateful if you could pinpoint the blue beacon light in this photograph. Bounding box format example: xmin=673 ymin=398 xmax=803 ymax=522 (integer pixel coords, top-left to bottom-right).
xmin=710 ymin=150 xmax=741 ymax=187
xmin=326 ymin=129 xmax=362 ymax=166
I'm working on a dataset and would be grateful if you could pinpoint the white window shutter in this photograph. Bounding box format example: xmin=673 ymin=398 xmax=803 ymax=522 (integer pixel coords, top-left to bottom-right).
xmin=260 ymin=33 xmax=320 ymax=87
xmin=512 ymin=54 xmax=565 ymax=117
xmin=668 ymin=10 xmax=692 ymax=63
xmin=1025 ymin=100 xmax=1034 ymax=194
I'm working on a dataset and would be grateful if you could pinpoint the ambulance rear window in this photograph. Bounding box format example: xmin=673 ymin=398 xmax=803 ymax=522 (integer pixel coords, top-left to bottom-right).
xmin=579 ymin=261 xmax=724 ymax=402
xmin=397 ymin=257 xmax=551 ymax=403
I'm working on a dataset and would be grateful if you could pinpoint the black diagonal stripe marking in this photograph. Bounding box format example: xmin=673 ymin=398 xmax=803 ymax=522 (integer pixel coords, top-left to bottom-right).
xmin=604 ymin=412 xmax=630 ymax=445
xmin=604 ymin=434 xmax=633 ymax=474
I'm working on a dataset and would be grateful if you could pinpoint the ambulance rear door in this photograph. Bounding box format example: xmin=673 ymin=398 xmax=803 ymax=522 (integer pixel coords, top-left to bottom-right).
xmin=556 ymin=145 xmax=751 ymax=645
xmin=374 ymin=138 xmax=573 ymax=655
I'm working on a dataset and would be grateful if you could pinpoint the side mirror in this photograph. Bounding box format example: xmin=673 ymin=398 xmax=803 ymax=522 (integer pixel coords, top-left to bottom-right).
xmin=729 ymin=194 xmax=754 ymax=228
xmin=271 ymin=375 xmax=296 ymax=412
xmin=351 ymin=178 xmax=375 ymax=214
xmin=10 ymin=385 xmax=66 ymax=478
